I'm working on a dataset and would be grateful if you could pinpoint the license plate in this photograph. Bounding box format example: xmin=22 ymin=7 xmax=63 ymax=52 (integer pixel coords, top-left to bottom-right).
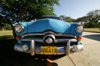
xmin=40 ymin=46 xmax=57 ymax=55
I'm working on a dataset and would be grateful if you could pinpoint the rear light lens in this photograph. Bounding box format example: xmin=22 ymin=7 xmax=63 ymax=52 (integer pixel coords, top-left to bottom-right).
xmin=16 ymin=35 xmax=21 ymax=40
xmin=78 ymin=36 xmax=82 ymax=41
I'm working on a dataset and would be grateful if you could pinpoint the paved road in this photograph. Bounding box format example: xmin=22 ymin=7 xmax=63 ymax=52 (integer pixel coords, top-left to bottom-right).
xmin=51 ymin=32 xmax=100 ymax=66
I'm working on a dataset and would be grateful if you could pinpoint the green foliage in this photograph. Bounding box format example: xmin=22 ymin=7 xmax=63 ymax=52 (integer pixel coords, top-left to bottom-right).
xmin=4 ymin=23 xmax=12 ymax=30
xmin=83 ymin=22 xmax=100 ymax=28
xmin=0 ymin=23 xmax=12 ymax=30
xmin=75 ymin=16 xmax=88 ymax=22
xmin=0 ymin=0 xmax=59 ymax=22
xmin=0 ymin=21 xmax=5 ymax=26
xmin=76 ymin=10 xmax=100 ymax=28
xmin=60 ymin=15 xmax=75 ymax=22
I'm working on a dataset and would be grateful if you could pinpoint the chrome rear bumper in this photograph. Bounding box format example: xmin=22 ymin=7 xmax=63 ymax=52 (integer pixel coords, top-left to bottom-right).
xmin=14 ymin=44 xmax=65 ymax=55
xmin=14 ymin=40 xmax=84 ymax=56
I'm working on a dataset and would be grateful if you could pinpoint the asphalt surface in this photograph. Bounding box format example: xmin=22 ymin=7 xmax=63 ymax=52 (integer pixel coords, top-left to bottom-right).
xmin=51 ymin=32 xmax=100 ymax=66
xmin=0 ymin=32 xmax=100 ymax=66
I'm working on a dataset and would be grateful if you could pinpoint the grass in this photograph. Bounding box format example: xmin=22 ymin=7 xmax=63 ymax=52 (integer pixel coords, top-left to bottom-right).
xmin=0 ymin=30 xmax=12 ymax=36
xmin=0 ymin=30 xmax=14 ymax=40
xmin=84 ymin=28 xmax=100 ymax=33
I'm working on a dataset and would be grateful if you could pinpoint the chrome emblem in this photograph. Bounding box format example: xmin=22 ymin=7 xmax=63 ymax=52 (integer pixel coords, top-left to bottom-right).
xmin=43 ymin=34 xmax=56 ymax=45
xmin=45 ymin=37 xmax=53 ymax=44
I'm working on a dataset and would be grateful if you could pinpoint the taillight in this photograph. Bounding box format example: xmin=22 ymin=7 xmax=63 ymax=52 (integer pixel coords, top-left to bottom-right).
xmin=78 ymin=36 xmax=82 ymax=41
xmin=16 ymin=35 xmax=21 ymax=40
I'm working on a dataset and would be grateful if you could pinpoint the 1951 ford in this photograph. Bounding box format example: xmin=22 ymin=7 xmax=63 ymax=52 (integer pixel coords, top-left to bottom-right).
xmin=14 ymin=16 xmax=84 ymax=56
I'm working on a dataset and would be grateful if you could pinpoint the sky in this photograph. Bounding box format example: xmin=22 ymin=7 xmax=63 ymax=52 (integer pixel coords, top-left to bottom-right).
xmin=54 ymin=0 xmax=100 ymax=19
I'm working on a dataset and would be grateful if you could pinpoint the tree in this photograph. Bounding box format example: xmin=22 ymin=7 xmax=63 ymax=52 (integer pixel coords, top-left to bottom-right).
xmin=0 ymin=0 xmax=60 ymax=25
xmin=0 ymin=0 xmax=59 ymax=38
xmin=60 ymin=15 xmax=75 ymax=22
xmin=87 ymin=10 xmax=100 ymax=23
xmin=86 ymin=10 xmax=100 ymax=27
xmin=75 ymin=16 xmax=88 ymax=24
xmin=60 ymin=15 xmax=65 ymax=20
xmin=76 ymin=10 xmax=100 ymax=28
xmin=64 ymin=16 xmax=75 ymax=22
xmin=0 ymin=15 xmax=10 ymax=27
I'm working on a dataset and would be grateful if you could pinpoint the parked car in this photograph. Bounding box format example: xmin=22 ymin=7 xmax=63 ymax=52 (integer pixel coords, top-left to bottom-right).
xmin=14 ymin=16 xmax=83 ymax=56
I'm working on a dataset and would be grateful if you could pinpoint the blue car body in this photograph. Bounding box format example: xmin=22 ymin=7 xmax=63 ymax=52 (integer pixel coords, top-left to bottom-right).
xmin=14 ymin=17 xmax=83 ymax=56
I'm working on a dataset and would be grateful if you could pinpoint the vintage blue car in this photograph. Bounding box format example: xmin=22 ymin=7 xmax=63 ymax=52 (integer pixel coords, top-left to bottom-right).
xmin=14 ymin=16 xmax=84 ymax=56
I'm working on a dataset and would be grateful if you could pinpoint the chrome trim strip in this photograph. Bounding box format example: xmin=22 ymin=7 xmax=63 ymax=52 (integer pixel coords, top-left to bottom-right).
xmin=21 ymin=38 xmax=43 ymax=42
xmin=21 ymin=38 xmax=77 ymax=43
xmin=22 ymin=31 xmax=76 ymax=38
xmin=55 ymin=39 xmax=77 ymax=42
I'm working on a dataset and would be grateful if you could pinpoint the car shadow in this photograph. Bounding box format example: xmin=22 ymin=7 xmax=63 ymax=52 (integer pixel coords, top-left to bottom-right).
xmin=83 ymin=34 xmax=100 ymax=41
xmin=0 ymin=39 xmax=62 ymax=66
xmin=51 ymin=55 xmax=65 ymax=60
xmin=0 ymin=39 xmax=47 ymax=66
xmin=0 ymin=35 xmax=14 ymax=40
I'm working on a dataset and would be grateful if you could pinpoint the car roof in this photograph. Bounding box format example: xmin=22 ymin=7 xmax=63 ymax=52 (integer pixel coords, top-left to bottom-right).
xmin=40 ymin=15 xmax=63 ymax=21
xmin=40 ymin=15 xmax=59 ymax=17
